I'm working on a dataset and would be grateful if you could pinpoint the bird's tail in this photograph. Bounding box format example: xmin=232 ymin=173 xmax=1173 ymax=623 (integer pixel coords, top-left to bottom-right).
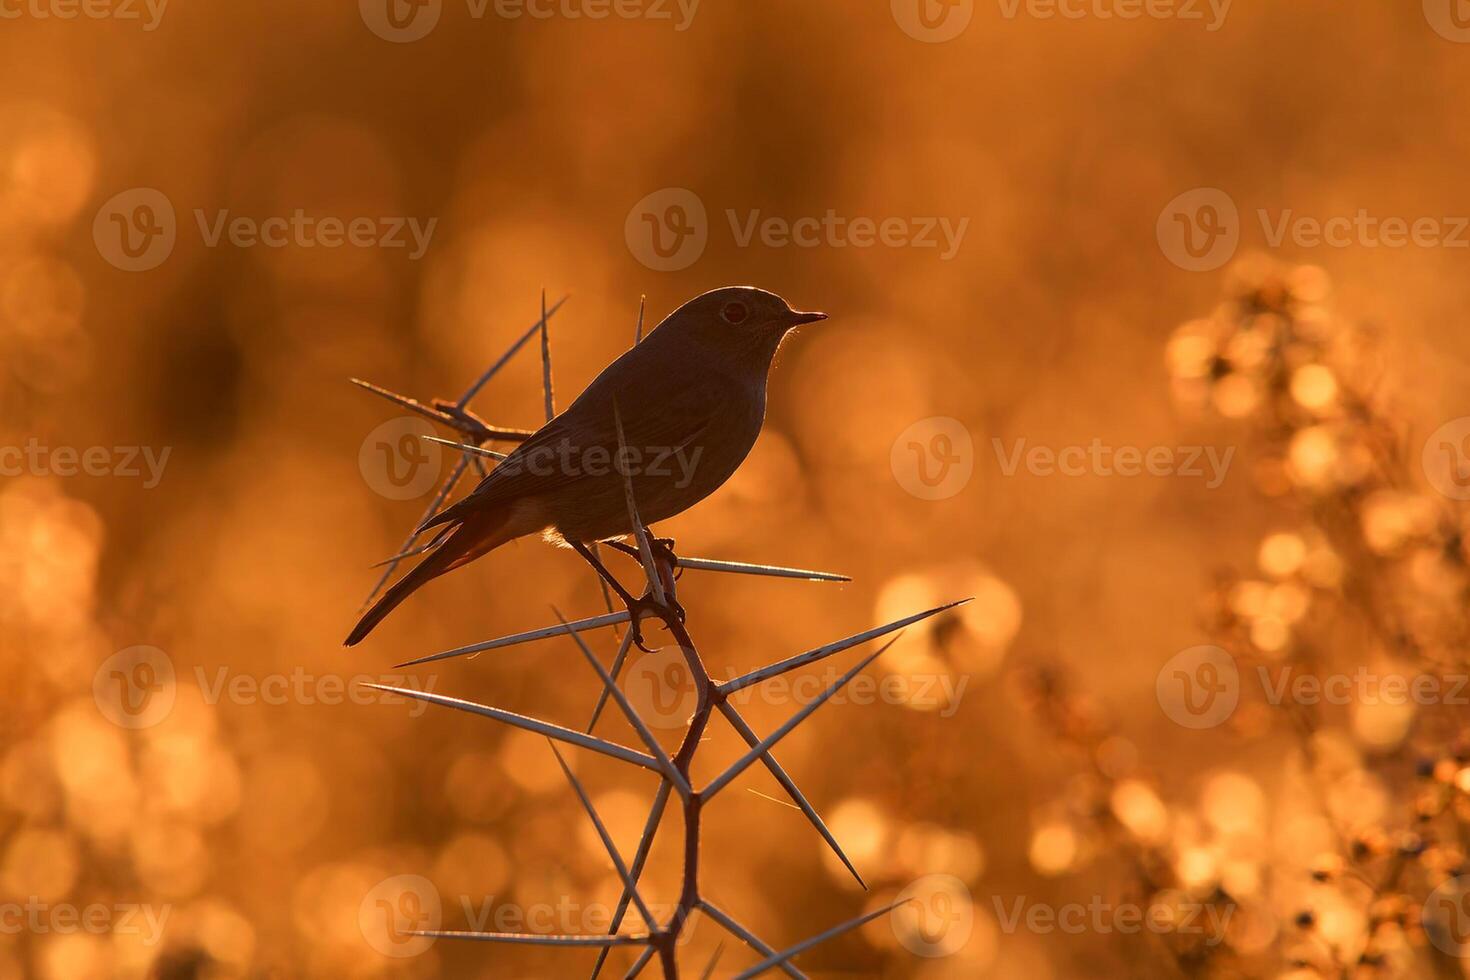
xmin=345 ymin=509 xmax=508 ymax=646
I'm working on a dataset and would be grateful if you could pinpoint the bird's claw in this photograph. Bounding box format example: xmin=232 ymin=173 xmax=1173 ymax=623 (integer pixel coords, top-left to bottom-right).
xmin=648 ymin=535 xmax=678 ymax=567
xmin=626 ymin=593 xmax=683 ymax=652
xmin=629 ymin=621 xmax=655 ymax=654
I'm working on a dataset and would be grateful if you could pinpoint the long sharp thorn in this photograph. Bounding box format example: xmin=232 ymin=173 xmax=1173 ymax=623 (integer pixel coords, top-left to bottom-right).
xmin=717 ymin=700 xmax=866 ymax=890
xmin=601 ymin=543 xmax=849 ymax=583
xmin=704 ymin=640 xmax=898 ymax=799
xmin=361 ymin=684 xmax=659 ymax=771
xmin=552 ymin=609 xmax=690 ymax=798
xmin=720 ymin=600 xmax=970 ymax=696
xmin=393 ymin=610 xmax=632 ymax=667
xmin=419 ymin=931 xmax=649 ymax=947
xmin=350 ymin=378 xmax=460 ymax=426
xmin=420 ymin=435 xmax=509 ymax=460
xmin=591 ymin=781 xmax=673 ymax=980
xmin=540 ymin=288 xmax=556 ymax=422
xmin=611 ymin=399 xmax=665 ymax=603
xmin=587 ymin=628 xmax=636 ymax=733
xmin=359 ymin=455 xmax=470 ymax=610
xmin=623 ymin=945 xmax=656 ymax=979
xmin=634 ymin=294 xmax=646 ymax=346
xmin=698 ymin=901 xmax=805 ymax=980
xmin=673 ymin=557 xmax=850 ymax=582
xmin=730 ymin=902 xmax=906 ymax=980
xmin=456 ymin=294 xmax=569 ymax=409
xmin=547 ymin=741 xmax=658 ymax=930
xmin=700 ymin=941 xmax=726 ymax=980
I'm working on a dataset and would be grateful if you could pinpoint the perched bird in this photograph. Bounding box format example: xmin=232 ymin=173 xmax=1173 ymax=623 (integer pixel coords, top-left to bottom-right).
xmin=345 ymin=286 xmax=827 ymax=646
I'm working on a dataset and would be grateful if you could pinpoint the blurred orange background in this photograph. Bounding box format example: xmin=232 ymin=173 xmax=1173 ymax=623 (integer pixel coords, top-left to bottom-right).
xmin=6 ymin=1 xmax=1470 ymax=977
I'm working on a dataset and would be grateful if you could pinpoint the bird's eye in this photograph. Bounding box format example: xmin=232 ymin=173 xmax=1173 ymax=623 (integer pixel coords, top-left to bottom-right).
xmin=720 ymin=302 xmax=749 ymax=324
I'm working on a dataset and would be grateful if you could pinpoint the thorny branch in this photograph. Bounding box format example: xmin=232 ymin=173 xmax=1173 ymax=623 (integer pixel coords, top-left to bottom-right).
xmin=353 ymin=295 xmax=967 ymax=977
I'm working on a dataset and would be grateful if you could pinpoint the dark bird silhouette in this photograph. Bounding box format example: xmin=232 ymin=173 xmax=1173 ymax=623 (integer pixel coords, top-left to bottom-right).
xmin=346 ymin=286 xmax=827 ymax=646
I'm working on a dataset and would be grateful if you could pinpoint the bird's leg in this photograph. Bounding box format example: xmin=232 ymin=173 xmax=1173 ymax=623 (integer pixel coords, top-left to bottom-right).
xmin=642 ymin=530 xmax=687 ymax=624
xmin=599 ymin=536 xmax=687 ymax=620
xmin=569 ymin=540 xmax=666 ymax=652
xmin=649 ymin=534 xmax=678 ymax=568
xmin=568 ymin=539 xmax=639 ymax=606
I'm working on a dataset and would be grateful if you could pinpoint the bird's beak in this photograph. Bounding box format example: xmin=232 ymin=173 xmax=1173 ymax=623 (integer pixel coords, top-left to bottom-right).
xmin=788 ymin=310 xmax=829 ymax=326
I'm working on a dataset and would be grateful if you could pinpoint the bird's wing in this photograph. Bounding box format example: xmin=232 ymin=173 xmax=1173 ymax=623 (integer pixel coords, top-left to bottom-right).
xmin=423 ymin=361 xmax=725 ymax=528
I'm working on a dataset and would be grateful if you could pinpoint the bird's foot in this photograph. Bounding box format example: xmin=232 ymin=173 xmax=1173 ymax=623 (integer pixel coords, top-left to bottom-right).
xmin=626 ymin=592 xmax=685 ymax=652
xmin=626 ymin=596 xmax=663 ymax=653
xmin=645 ymin=534 xmax=684 ymax=581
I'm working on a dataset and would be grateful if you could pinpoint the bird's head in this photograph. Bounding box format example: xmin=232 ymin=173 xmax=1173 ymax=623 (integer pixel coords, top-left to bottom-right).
xmin=663 ymin=286 xmax=827 ymax=361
